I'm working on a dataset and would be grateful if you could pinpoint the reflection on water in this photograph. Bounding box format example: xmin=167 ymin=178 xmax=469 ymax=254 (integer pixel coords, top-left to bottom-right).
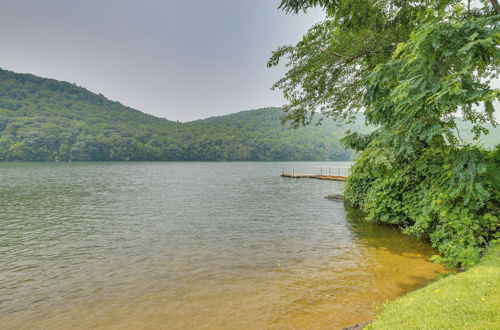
xmin=0 ymin=162 xmax=448 ymax=329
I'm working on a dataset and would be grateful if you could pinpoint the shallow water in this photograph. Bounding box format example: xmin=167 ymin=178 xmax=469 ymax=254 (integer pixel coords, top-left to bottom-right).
xmin=0 ymin=162 xmax=447 ymax=329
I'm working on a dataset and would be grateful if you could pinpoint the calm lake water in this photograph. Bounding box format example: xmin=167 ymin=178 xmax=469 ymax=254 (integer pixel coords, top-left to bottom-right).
xmin=0 ymin=162 xmax=447 ymax=329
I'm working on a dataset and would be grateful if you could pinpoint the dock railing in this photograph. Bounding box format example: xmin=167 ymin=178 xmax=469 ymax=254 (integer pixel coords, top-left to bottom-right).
xmin=281 ymin=165 xmax=351 ymax=180
xmin=316 ymin=166 xmax=350 ymax=177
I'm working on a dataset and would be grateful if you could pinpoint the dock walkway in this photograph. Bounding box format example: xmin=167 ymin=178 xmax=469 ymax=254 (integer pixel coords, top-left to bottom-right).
xmin=280 ymin=166 xmax=349 ymax=181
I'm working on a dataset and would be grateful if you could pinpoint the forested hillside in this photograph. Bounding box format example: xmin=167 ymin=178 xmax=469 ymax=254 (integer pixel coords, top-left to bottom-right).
xmin=0 ymin=68 xmax=364 ymax=161
xmin=0 ymin=68 xmax=497 ymax=161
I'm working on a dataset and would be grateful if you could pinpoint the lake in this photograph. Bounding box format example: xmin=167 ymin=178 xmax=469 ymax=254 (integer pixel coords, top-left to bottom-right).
xmin=0 ymin=162 xmax=447 ymax=329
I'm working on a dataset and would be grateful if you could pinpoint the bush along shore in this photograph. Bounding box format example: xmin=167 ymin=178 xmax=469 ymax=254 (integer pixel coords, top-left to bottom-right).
xmin=344 ymin=144 xmax=499 ymax=270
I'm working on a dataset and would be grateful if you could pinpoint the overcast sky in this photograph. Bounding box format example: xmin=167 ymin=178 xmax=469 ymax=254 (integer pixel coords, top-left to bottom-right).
xmin=0 ymin=0 xmax=324 ymax=121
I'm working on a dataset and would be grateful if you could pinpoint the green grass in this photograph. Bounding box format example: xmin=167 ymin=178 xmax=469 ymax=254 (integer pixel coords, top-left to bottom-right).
xmin=367 ymin=241 xmax=500 ymax=330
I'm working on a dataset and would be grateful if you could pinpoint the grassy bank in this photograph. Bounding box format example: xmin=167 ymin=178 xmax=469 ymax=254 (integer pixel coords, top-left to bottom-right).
xmin=367 ymin=241 xmax=500 ymax=330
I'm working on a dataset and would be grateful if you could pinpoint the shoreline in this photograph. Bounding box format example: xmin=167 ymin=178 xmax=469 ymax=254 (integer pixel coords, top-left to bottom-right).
xmin=341 ymin=241 xmax=499 ymax=329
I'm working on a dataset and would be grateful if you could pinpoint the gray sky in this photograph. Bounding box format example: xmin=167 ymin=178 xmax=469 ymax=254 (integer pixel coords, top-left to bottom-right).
xmin=0 ymin=0 xmax=324 ymax=121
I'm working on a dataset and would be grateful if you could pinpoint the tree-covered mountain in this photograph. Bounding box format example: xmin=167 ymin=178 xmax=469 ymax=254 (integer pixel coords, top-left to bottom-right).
xmin=0 ymin=68 xmax=365 ymax=161
xmin=0 ymin=68 xmax=497 ymax=161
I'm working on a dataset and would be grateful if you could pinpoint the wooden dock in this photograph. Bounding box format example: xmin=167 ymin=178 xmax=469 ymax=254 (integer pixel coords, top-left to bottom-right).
xmin=280 ymin=173 xmax=347 ymax=181
xmin=280 ymin=166 xmax=349 ymax=181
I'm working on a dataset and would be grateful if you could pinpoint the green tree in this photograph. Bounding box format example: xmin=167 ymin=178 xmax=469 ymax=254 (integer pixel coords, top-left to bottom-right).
xmin=271 ymin=0 xmax=500 ymax=268
xmin=269 ymin=0 xmax=458 ymax=126
xmin=8 ymin=141 xmax=32 ymax=160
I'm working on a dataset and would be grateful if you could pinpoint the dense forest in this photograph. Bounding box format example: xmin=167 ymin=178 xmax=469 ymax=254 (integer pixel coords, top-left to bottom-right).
xmin=0 ymin=68 xmax=496 ymax=162
xmin=0 ymin=68 xmax=367 ymax=161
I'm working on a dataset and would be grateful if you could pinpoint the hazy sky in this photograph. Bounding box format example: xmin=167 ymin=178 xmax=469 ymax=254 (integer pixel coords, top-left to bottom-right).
xmin=0 ymin=0 xmax=324 ymax=121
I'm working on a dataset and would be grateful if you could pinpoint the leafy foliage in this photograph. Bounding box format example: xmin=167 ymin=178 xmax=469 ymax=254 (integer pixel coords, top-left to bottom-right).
xmin=269 ymin=0 xmax=456 ymax=126
xmin=279 ymin=0 xmax=340 ymax=14
xmin=345 ymin=144 xmax=499 ymax=269
xmin=345 ymin=9 xmax=499 ymax=269
xmin=273 ymin=1 xmax=500 ymax=268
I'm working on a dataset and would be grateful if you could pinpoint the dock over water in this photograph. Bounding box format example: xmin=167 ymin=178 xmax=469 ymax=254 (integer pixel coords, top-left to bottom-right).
xmin=280 ymin=166 xmax=349 ymax=181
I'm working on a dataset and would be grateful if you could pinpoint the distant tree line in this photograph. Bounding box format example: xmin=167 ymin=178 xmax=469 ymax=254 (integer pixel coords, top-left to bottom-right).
xmin=0 ymin=69 xmax=361 ymax=161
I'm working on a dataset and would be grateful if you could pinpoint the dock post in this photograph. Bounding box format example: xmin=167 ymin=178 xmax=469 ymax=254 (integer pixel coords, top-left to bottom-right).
xmin=329 ymin=167 xmax=331 ymax=176
xmin=320 ymin=167 xmax=323 ymax=175
xmin=292 ymin=168 xmax=295 ymax=176
xmin=281 ymin=168 xmax=284 ymax=175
